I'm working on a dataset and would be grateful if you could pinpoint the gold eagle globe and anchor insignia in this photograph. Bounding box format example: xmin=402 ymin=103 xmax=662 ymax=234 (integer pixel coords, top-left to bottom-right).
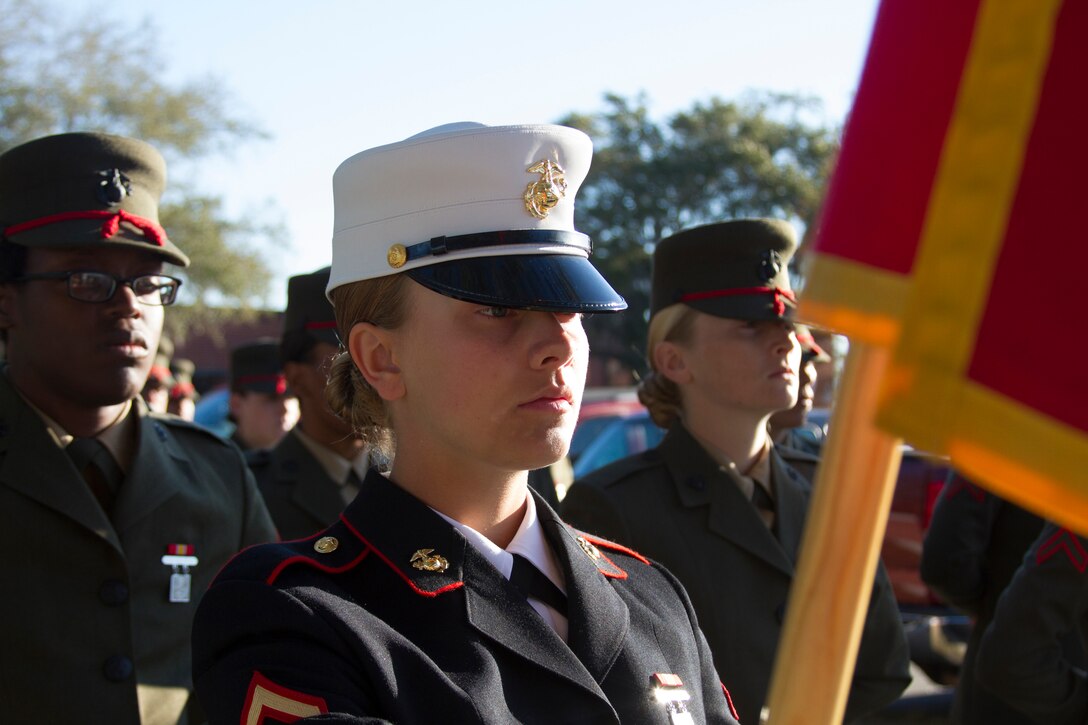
xmin=523 ymin=159 xmax=567 ymax=219
xmin=410 ymin=548 xmax=449 ymax=572
xmin=577 ymin=536 xmax=601 ymax=560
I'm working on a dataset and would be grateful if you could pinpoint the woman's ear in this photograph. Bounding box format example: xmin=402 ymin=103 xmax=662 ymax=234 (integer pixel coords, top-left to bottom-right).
xmin=348 ymin=322 xmax=405 ymax=401
xmin=652 ymin=340 xmax=693 ymax=386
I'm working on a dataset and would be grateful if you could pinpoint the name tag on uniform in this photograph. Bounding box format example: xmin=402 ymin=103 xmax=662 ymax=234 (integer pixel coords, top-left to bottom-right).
xmin=652 ymin=673 xmax=695 ymax=725
xmin=162 ymin=544 xmax=198 ymax=604
xmin=169 ymin=572 xmax=191 ymax=602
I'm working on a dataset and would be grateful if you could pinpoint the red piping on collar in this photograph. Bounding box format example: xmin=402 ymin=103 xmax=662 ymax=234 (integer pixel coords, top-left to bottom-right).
xmin=4 ymin=209 xmax=167 ymax=246
xmin=340 ymin=513 xmax=465 ymax=597
xmin=722 ymin=682 xmax=740 ymax=721
xmin=580 ymin=533 xmax=651 ymax=565
xmin=596 ymin=554 xmax=629 ymax=580
xmin=265 ymin=548 xmax=371 ymax=586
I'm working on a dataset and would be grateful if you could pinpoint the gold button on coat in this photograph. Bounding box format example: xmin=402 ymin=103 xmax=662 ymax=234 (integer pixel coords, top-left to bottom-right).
xmin=314 ymin=536 xmax=339 ymax=554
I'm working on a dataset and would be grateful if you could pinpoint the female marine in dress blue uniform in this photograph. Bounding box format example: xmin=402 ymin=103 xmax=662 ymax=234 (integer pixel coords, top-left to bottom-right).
xmin=192 ymin=123 xmax=740 ymax=724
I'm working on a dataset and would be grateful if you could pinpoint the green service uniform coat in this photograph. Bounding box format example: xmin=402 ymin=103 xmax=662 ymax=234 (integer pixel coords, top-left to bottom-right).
xmin=920 ymin=473 xmax=1046 ymax=724
xmin=192 ymin=470 xmax=741 ymax=724
xmin=562 ymin=422 xmax=911 ymax=725
xmin=0 ymin=374 xmax=277 ymax=725
xmin=247 ymin=429 xmax=347 ymax=541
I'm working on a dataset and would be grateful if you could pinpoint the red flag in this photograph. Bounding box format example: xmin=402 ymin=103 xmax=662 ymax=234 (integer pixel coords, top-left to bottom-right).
xmin=879 ymin=0 xmax=1088 ymax=530
xmin=802 ymin=0 xmax=1088 ymax=530
xmin=801 ymin=0 xmax=982 ymax=346
xmin=767 ymin=4 xmax=1082 ymax=722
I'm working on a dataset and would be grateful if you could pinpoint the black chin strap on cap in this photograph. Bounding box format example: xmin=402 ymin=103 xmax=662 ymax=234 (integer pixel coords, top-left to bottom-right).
xmin=401 ymin=229 xmax=590 ymax=265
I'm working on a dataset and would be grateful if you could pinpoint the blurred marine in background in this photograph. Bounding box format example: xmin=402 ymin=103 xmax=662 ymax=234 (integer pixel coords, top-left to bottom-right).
xmin=228 ymin=338 xmax=298 ymax=452
xmin=921 ymin=470 xmax=1048 ymax=723
xmin=247 ymin=267 xmax=387 ymax=540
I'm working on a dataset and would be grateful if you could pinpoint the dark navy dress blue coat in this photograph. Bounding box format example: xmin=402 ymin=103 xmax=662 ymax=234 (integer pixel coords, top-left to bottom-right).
xmin=193 ymin=469 xmax=740 ymax=724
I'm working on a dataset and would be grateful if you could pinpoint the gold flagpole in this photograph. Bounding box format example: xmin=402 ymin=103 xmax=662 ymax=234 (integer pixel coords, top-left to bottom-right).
xmin=762 ymin=340 xmax=903 ymax=724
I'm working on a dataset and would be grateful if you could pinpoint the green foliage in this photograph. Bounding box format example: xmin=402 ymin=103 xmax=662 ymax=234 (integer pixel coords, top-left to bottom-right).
xmin=0 ymin=0 xmax=278 ymax=320
xmin=0 ymin=0 xmax=263 ymax=153
xmin=559 ymin=92 xmax=840 ymax=374
xmin=159 ymin=194 xmax=286 ymax=305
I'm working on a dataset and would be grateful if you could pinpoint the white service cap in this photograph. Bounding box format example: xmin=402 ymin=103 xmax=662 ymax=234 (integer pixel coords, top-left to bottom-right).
xmin=327 ymin=122 xmax=625 ymax=313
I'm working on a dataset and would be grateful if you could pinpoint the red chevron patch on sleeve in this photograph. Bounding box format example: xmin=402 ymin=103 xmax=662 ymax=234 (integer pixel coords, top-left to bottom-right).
xmin=1036 ymin=528 xmax=1088 ymax=573
xmin=241 ymin=671 xmax=328 ymax=725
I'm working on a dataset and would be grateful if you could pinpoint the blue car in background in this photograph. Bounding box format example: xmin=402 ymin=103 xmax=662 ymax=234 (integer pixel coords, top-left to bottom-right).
xmin=192 ymin=387 xmax=234 ymax=439
xmin=571 ymin=409 xmax=664 ymax=480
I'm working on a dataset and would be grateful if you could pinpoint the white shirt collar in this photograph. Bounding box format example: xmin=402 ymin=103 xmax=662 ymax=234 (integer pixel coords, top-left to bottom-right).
xmin=432 ymin=490 xmax=568 ymax=639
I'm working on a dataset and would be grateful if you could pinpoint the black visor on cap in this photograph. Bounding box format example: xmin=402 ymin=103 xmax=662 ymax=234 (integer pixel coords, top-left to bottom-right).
xmin=405 ymin=254 xmax=626 ymax=313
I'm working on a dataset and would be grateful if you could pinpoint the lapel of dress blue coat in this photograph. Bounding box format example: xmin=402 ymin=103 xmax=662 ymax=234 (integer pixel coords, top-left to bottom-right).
xmin=341 ymin=472 xmax=620 ymax=704
xmin=536 ymin=494 xmax=631 ymax=683
xmin=663 ymin=423 xmax=795 ymax=576
xmin=0 ymin=373 xmax=122 ymax=551
xmin=278 ymin=430 xmax=348 ymax=526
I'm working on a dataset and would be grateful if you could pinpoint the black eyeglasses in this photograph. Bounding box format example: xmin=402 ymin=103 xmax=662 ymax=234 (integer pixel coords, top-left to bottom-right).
xmin=13 ymin=270 xmax=182 ymax=306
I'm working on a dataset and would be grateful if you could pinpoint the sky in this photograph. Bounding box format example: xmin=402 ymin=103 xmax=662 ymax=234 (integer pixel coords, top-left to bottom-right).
xmin=63 ymin=0 xmax=882 ymax=308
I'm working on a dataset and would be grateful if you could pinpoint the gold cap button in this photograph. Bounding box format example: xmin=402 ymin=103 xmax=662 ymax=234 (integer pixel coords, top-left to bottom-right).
xmin=313 ymin=536 xmax=339 ymax=554
xmin=387 ymin=243 xmax=408 ymax=268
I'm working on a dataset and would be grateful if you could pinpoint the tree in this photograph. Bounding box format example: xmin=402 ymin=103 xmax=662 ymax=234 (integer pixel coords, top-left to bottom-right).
xmin=0 ymin=0 xmax=281 ymax=335
xmin=558 ymin=92 xmax=839 ymax=377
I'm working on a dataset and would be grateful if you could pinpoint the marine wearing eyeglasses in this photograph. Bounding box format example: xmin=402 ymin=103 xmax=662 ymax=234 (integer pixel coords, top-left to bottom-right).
xmin=0 ymin=131 xmax=276 ymax=725
xmin=10 ymin=269 xmax=182 ymax=305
